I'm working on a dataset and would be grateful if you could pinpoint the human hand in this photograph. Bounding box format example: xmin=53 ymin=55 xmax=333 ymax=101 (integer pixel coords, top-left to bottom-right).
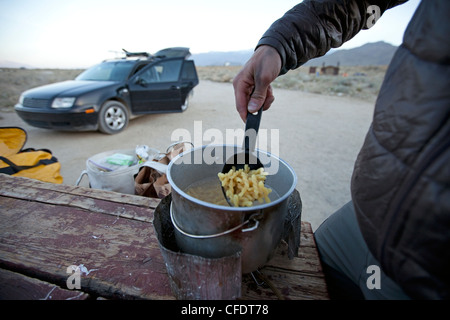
xmin=233 ymin=45 xmax=282 ymax=122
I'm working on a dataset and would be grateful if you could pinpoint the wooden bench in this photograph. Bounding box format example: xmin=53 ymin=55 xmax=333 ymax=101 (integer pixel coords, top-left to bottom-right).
xmin=0 ymin=174 xmax=329 ymax=300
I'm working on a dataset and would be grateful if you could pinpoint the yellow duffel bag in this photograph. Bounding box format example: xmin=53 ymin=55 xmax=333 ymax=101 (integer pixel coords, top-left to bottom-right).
xmin=0 ymin=127 xmax=63 ymax=184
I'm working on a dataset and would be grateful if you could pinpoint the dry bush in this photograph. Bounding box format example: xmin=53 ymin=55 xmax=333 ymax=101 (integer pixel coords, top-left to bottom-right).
xmin=0 ymin=68 xmax=83 ymax=112
xmin=198 ymin=65 xmax=387 ymax=103
xmin=196 ymin=66 xmax=241 ymax=83
xmin=272 ymin=65 xmax=387 ymax=103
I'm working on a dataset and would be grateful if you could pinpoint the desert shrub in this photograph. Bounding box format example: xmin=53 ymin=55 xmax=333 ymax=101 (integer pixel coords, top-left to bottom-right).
xmin=0 ymin=68 xmax=83 ymax=112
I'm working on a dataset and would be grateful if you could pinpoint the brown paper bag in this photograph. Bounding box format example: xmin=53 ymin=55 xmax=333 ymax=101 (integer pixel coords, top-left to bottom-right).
xmin=134 ymin=142 xmax=190 ymax=198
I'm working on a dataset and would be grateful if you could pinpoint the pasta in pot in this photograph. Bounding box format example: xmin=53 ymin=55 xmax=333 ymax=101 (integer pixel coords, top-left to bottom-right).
xmin=218 ymin=164 xmax=272 ymax=207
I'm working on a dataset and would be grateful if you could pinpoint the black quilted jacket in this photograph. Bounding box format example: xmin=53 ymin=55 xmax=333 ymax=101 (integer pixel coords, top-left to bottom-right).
xmin=258 ymin=0 xmax=450 ymax=299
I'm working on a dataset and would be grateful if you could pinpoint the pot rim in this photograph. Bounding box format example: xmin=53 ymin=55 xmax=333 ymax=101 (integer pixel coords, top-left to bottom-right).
xmin=167 ymin=144 xmax=297 ymax=212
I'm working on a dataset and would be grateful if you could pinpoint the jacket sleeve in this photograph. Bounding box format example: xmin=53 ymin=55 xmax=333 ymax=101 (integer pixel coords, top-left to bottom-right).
xmin=257 ymin=0 xmax=408 ymax=75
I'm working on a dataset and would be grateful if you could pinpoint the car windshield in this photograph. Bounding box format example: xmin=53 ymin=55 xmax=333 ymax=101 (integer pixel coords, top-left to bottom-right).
xmin=76 ymin=61 xmax=135 ymax=81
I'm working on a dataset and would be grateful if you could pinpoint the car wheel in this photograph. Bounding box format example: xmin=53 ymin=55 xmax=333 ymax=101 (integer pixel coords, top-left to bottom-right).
xmin=98 ymin=100 xmax=129 ymax=134
xmin=181 ymin=90 xmax=193 ymax=112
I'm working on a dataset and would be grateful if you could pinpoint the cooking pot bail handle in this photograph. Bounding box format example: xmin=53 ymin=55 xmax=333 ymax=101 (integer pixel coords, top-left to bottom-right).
xmin=241 ymin=213 xmax=262 ymax=232
xmin=170 ymin=203 xmax=262 ymax=239
xmin=75 ymin=170 xmax=89 ymax=186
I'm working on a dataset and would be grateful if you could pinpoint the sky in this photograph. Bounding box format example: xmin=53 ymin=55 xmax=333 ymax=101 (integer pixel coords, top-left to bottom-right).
xmin=0 ymin=0 xmax=421 ymax=69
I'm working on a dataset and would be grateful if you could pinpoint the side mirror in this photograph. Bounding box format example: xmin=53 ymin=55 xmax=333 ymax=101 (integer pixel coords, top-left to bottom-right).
xmin=134 ymin=76 xmax=141 ymax=84
xmin=134 ymin=76 xmax=146 ymax=86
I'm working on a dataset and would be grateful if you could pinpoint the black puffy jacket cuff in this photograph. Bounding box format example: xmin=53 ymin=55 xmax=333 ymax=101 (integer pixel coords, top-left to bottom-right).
xmin=256 ymin=37 xmax=289 ymax=76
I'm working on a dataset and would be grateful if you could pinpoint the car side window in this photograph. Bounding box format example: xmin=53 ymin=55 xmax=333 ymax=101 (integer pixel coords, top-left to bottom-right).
xmin=140 ymin=67 xmax=160 ymax=83
xmin=181 ymin=61 xmax=197 ymax=81
xmin=131 ymin=63 xmax=150 ymax=77
xmin=140 ymin=59 xmax=183 ymax=83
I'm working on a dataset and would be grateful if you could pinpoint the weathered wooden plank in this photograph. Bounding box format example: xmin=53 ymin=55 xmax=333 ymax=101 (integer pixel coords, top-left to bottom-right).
xmin=0 ymin=196 xmax=174 ymax=299
xmin=0 ymin=174 xmax=157 ymax=222
xmin=0 ymin=173 xmax=160 ymax=208
xmin=240 ymin=223 xmax=329 ymax=300
xmin=300 ymin=221 xmax=316 ymax=247
xmin=241 ymin=268 xmax=329 ymax=300
xmin=0 ymin=175 xmax=329 ymax=300
xmin=264 ymin=223 xmax=325 ymax=275
xmin=265 ymin=241 xmax=325 ymax=276
xmin=0 ymin=268 xmax=90 ymax=300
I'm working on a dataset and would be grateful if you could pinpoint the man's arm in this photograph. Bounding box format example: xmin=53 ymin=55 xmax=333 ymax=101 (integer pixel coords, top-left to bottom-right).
xmin=258 ymin=0 xmax=408 ymax=75
xmin=234 ymin=0 xmax=407 ymax=121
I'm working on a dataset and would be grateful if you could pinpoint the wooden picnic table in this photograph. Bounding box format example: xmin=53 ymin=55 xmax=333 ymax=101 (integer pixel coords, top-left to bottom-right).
xmin=0 ymin=174 xmax=329 ymax=300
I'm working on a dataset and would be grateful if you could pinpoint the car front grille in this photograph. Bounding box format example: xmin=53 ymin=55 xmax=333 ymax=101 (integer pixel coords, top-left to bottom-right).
xmin=23 ymin=97 xmax=51 ymax=108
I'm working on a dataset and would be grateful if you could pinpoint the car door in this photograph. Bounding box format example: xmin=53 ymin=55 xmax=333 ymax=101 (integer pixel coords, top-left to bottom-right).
xmin=180 ymin=60 xmax=199 ymax=103
xmin=128 ymin=58 xmax=184 ymax=114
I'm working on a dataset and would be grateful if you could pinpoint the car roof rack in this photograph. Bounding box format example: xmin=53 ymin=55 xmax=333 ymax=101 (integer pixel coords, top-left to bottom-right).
xmin=154 ymin=47 xmax=191 ymax=59
xmin=104 ymin=47 xmax=191 ymax=62
xmin=122 ymin=49 xmax=152 ymax=58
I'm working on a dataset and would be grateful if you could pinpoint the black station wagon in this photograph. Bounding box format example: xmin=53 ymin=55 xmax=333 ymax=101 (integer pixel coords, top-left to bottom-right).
xmin=14 ymin=47 xmax=199 ymax=134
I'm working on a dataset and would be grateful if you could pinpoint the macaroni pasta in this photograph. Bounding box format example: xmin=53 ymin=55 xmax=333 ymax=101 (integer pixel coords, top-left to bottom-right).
xmin=218 ymin=164 xmax=272 ymax=207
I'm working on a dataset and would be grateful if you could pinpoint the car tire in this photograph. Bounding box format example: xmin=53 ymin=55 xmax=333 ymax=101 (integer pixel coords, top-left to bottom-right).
xmin=98 ymin=100 xmax=129 ymax=134
xmin=181 ymin=90 xmax=193 ymax=112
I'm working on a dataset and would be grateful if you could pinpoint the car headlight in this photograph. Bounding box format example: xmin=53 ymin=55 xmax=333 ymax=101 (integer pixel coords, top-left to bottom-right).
xmin=51 ymin=97 xmax=76 ymax=109
xmin=18 ymin=94 xmax=24 ymax=105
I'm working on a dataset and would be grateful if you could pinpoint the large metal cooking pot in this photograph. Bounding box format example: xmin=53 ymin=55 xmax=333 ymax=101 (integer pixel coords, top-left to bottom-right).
xmin=166 ymin=145 xmax=297 ymax=274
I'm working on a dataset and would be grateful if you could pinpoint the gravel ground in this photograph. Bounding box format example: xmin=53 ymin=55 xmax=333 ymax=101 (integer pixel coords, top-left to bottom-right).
xmin=0 ymin=80 xmax=375 ymax=230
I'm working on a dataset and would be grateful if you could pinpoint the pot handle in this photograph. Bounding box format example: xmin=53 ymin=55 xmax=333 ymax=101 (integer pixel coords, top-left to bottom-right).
xmin=241 ymin=216 xmax=260 ymax=233
xmin=170 ymin=203 xmax=262 ymax=239
xmin=75 ymin=170 xmax=89 ymax=186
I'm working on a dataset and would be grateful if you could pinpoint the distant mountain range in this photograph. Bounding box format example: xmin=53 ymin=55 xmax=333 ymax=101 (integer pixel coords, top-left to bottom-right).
xmin=191 ymin=41 xmax=398 ymax=67
xmin=304 ymin=41 xmax=398 ymax=66
xmin=191 ymin=50 xmax=253 ymax=66
xmin=0 ymin=41 xmax=398 ymax=69
xmin=0 ymin=60 xmax=34 ymax=69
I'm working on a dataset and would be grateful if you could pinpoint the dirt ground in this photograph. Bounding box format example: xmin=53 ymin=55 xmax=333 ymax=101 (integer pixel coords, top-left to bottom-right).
xmin=0 ymin=80 xmax=375 ymax=230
